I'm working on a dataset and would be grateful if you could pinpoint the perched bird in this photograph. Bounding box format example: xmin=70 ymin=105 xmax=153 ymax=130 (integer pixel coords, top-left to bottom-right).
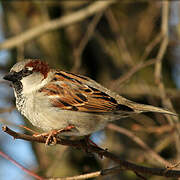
xmin=3 ymin=59 xmax=176 ymax=144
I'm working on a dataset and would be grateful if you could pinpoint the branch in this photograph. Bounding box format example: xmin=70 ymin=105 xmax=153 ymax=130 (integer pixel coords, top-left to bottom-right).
xmin=46 ymin=166 xmax=123 ymax=180
xmin=107 ymin=123 xmax=172 ymax=167
xmin=105 ymin=9 xmax=134 ymax=66
xmin=2 ymin=126 xmax=180 ymax=178
xmin=110 ymin=58 xmax=156 ymax=89
xmin=0 ymin=149 xmax=44 ymax=180
xmin=0 ymin=1 xmax=115 ymax=50
xmin=117 ymin=83 xmax=180 ymax=98
xmin=0 ymin=139 xmax=122 ymax=180
xmin=72 ymin=11 xmax=103 ymax=73
xmin=131 ymin=123 xmax=177 ymax=135
xmin=141 ymin=32 xmax=163 ymax=61
xmin=0 ymin=106 xmax=15 ymax=113
xmin=154 ymin=1 xmax=180 ymax=160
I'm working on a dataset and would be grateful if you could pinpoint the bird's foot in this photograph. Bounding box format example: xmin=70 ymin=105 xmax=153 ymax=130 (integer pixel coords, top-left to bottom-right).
xmin=33 ymin=125 xmax=75 ymax=145
xmin=18 ymin=125 xmax=39 ymax=134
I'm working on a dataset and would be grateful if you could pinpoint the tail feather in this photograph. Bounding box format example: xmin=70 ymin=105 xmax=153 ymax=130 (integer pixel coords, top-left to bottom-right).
xmin=126 ymin=101 xmax=177 ymax=116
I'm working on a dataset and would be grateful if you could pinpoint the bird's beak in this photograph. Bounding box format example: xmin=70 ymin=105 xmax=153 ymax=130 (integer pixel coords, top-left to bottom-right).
xmin=3 ymin=71 xmax=19 ymax=82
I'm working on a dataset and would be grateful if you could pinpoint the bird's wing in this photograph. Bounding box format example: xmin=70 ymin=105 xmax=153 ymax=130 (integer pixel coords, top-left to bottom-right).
xmin=39 ymin=71 xmax=133 ymax=113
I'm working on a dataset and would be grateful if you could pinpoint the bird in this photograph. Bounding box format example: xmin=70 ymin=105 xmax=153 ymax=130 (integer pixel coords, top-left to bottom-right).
xmin=3 ymin=59 xmax=177 ymax=145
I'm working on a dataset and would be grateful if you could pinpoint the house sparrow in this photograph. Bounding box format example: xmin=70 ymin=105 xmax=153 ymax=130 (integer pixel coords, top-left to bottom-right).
xmin=3 ymin=59 xmax=176 ymax=144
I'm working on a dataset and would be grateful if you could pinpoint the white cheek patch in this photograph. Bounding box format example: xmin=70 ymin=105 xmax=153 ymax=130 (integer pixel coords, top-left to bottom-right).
xmin=21 ymin=75 xmax=43 ymax=94
xmin=27 ymin=67 xmax=33 ymax=71
xmin=21 ymin=72 xmax=51 ymax=94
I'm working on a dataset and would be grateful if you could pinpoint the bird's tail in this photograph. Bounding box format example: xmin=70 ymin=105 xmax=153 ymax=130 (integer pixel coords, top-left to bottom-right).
xmin=125 ymin=100 xmax=177 ymax=116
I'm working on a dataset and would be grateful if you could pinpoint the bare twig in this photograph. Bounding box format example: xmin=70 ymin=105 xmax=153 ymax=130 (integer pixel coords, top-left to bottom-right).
xmin=115 ymin=82 xmax=179 ymax=98
xmin=135 ymin=172 xmax=147 ymax=180
xmin=46 ymin=166 xmax=123 ymax=180
xmin=0 ymin=106 xmax=15 ymax=113
xmin=110 ymin=58 xmax=156 ymax=89
xmin=47 ymin=172 xmax=101 ymax=180
xmin=131 ymin=123 xmax=176 ymax=135
xmin=72 ymin=12 xmax=104 ymax=73
xmin=95 ymin=32 xmax=117 ymax=61
xmin=155 ymin=1 xmax=176 ymax=122
xmin=0 ymin=149 xmax=44 ymax=180
xmin=141 ymin=32 xmax=163 ymax=61
xmin=105 ymin=9 xmax=134 ymax=66
xmin=107 ymin=123 xmax=172 ymax=167
xmin=0 ymin=137 xmax=122 ymax=180
xmin=0 ymin=1 xmax=115 ymax=50
xmin=2 ymin=126 xmax=180 ymax=178
xmin=154 ymin=1 xmax=180 ymax=160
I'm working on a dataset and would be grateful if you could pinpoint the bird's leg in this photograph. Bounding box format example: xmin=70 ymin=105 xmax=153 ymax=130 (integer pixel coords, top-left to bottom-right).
xmin=18 ymin=125 xmax=39 ymax=134
xmin=56 ymin=125 xmax=75 ymax=134
xmin=33 ymin=125 xmax=75 ymax=145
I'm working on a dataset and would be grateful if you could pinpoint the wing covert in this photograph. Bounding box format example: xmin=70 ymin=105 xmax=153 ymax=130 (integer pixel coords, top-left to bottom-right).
xmin=39 ymin=71 xmax=133 ymax=113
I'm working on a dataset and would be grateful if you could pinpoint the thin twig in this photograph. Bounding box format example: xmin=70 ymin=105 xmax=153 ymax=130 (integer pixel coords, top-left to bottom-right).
xmin=2 ymin=126 xmax=180 ymax=178
xmin=46 ymin=172 xmax=101 ymax=180
xmin=107 ymin=123 xmax=172 ymax=167
xmin=105 ymin=9 xmax=134 ymax=66
xmin=0 ymin=106 xmax=15 ymax=113
xmin=135 ymin=172 xmax=147 ymax=180
xmin=110 ymin=58 xmax=156 ymax=89
xmin=154 ymin=1 xmax=180 ymax=161
xmin=131 ymin=123 xmax=176 ymax=135
xmin=155 ymin=1 xmax=176 ymax=122
xmin=115 ymin=82 xmax=179 ymax=98
xmin=0 ymin=139 xmax=122 ymax=180
xmin=141 ymin=32 xmax=163 ymax=61
xmin=0 ymin=149 xmax=44 ymax=180
xmin=46 ymin=166 xmax=123 ymax=180
xmin=0 ymin=1 xmax=115 ymax=50
xmin=72 ymin=12 xmax=104 ymax=73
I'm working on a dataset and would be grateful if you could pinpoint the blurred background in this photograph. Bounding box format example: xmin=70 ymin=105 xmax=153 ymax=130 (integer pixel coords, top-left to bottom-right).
xmin=0 ymin=1 xmax=180 ymax=180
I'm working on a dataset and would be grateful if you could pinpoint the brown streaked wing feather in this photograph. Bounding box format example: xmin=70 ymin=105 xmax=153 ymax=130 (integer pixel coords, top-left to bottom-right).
xmin=39 ymin=71 xmax=132 ymax=113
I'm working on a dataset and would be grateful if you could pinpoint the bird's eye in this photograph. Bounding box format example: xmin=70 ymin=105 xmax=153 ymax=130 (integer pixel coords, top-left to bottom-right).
xmin=23 ymin=69 xmax=28 ymax=73
xmin=22 ymin=68 xmax=33 ymax=76
xmin=23 ymin=68 xmax=30 ymax=73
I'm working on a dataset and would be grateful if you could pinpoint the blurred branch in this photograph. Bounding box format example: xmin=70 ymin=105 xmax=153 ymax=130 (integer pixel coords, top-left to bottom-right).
xmin=3 ymin=126 xmax=180 ymax=178
xmin=110 ymin=58 xmax=156 ymax=89
xmin=117 ymin=83 xmax=180 ymax=98
xmin=46 ymin=166 xmax=123 ymax=180
xmin=131 ymin=123 xmax=177 ymax=135
xmin=72 ymin=12 xmax=103 ymax=73
xmin=0 ymin=1 xmax=115 ymax=50
xmin=110 ymin=25 xmax=167 ymax=89
xmin=105 ymin=9 xmax=134 ymax=66
xmin=107 ymin=123 xmax=172 ymax=167
xmin=155 ymin=1 xmax=177 ymax=122
xmin=141 ymin=32 xmax=163 ymax=61
xmin=0 ymin=106 xmax=15 ymax=114
xmin=95 ymin=32 xmax=117 ymax=61
xmin=154 ymin=1 xmax=180 ymax=160
xmin=0 ymin=144 xmax=123 ymax=180
xmin=0 ymin=149 xmax=44 ymax=180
